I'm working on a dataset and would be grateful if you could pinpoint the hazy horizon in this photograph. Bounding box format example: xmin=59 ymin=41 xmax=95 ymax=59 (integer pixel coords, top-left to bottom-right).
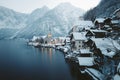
xmin=0 ymin=0 xmax=101 ymax=13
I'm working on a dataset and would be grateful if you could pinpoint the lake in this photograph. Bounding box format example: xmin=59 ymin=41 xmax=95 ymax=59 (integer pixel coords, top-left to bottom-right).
xmin=0 ymin=39 xmax=92 ymax=80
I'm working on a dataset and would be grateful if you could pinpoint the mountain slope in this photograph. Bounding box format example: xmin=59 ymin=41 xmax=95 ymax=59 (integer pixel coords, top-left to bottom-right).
xmin=26 ymin=6 xmax=49 ymax=24
xmin=84 ymin=0 xmax=120 ymax=21
xmin=0 ymin=6 xmax=28 ymax=29
xmin=17 ymin=3 xmax=85 ymax=38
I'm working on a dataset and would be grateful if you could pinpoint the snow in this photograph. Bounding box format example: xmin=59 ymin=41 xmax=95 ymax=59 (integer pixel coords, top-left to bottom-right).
xmin=32 ymin=36 xmax=40 ymax=41
xmin=32 ymin=42 xmax=40 ymax=47
xmin=111 ymin=20 xmax=119 ymax=24
xmin=113 ymin=40 xmax=120 ymax=50
xmin=94 ymin=18 xmax=105 ymax=23
xmin=74 ymin=20 xmax=94 ymax=27
xmin=65 ymin=37 xmax=70 ymax=43
xmin=85 ymin=68 xmax=104 ymax=80
xmin=63 ymin=47 xmax=69 ymax=53
xmin=101 ymin=49 xmax=116 ymax=58
xmin=91 ymin=30 xmax=107 ymax=33
xmin=41 ymin=35 xmax=46 ymax=39
xmin=117 ymin=63 xmax=120 ymax=72
xmin=80 ymin=49 xmax=92 ymax=54
xmin=73 ymin=51 xmax=79 ymax=54
xmin=114 ymin=74 xmax=120 ymax=80
xmin=72 ymin=32 xmax=87 ymax=40
xmin=77 ymin=57 xmax=94 ymax=66
xmin=91 ymin=38 xmax=116 ymax=58
xmin=104 ymin=25 xmax=110 ymax=28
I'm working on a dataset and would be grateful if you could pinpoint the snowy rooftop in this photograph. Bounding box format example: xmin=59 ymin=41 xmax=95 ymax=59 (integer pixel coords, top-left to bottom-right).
xmin=85 ymin=68 xmax=104 ymax=80
xmin=111 ymin=20 xmax=119 ymax=24
xmin=94 ymin=18 xmax=105 ymax=23
xmin=80 ymin=49 xmax=93 ymax=54
xmin=58 ymin=37 xmax=66 ymax=40
xmin=91 ymin=38 xmax=116 ymax=58
xmin=74 ymin=20 xmax=94 ymax=27
xmin=41 ymin=35 xmax=47 ymax=39
xmin=114 ymin=74 xmax=120 ymax=80
xmin=77 ymin=57 xmax=94 ymax=66
xmin=90 ymin=30 xmax=107 ymax=33
xmin=72 ymin=32 xmax=87 ymax=40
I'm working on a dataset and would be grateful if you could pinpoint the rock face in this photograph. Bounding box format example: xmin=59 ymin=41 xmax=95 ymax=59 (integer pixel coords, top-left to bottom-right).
xmin=0 ymin=3 xmax=85 ymax=39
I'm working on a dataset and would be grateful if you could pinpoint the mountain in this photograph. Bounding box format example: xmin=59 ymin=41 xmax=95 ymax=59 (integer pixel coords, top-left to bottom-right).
xmin=0 ymin=3 xmax=85 ymax=39
xmin=84 ymin=0 xmax=120 ymax=21
xmin=26 ymin=6 xmax=49 ymax=24
xmin=0 ymin=6 xmax=28 ymax=29
xmin=0 ymin=6 xmax=29 ymax=39
xmin=16 ymin=3 xmax=85 ymax=38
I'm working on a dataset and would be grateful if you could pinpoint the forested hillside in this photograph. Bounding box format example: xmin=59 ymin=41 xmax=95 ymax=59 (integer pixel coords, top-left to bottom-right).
xmin=84 ymin=0 xmax=120 ymax=21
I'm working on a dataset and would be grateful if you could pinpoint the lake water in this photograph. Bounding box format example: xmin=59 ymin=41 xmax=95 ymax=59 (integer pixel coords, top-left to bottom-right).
xmin=0 ymin=39 xmax=92 ymax=80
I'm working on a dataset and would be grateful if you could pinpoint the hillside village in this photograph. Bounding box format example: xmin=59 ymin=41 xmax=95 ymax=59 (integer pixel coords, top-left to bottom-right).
xmin=28 ymin=8 xmax=120 ymax=80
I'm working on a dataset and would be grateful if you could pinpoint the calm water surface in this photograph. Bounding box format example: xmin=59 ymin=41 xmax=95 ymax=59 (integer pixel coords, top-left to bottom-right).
xmin=0 ymin=39 xmax=91 ymax=80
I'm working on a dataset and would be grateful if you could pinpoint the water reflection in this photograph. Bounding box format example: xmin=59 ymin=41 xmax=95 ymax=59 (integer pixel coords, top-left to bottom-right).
xmin=38 ymin=47 xmax=53 ymax=63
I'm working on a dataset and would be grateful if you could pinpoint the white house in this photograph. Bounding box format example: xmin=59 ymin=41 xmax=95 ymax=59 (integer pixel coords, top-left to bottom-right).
xmin=70 ymin=32 xmax=87 ymax=51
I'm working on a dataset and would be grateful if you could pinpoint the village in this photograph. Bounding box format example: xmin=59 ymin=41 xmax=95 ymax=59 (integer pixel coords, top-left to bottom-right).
xmin=27 ymin=8 xmax=120 ymax=80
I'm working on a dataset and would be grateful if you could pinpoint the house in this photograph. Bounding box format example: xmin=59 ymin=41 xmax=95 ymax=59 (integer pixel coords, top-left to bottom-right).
xmin=94 ymin=18 xmax=112 ymax=29
xmin=77 ymin=49 xmax=95 ymax=67
xmin=111 ymin=20 xmax=120 ymax=30
xmin=70 ymin=32 xmax=87 ymax=51
xmin=87 ymin=38 xmax=116 ymax=58
xmin=68 ymin=21 xmax=94 ymax=35
xmin=103 ymin=25 xmax=112 ymax=32
xmin=79 ymin=49 xmax=93 ymax=57
xmin=86 ymin=30 xmax=107 ymax=38
xmin=94 ymin=18 xmax=105 ymax=29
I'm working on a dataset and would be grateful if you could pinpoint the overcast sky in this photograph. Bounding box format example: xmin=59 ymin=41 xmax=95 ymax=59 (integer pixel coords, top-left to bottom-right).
xmin=0 ymin=0 xmax=101 ymax=13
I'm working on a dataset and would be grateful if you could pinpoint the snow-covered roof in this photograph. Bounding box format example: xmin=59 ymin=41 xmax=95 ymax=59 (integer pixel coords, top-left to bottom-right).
xmin=32 ymin=36 xmax=41 ymax=41
xmin=77 ymin=57 xmax=94 ymax=66
xmin=72 ymin=32 xmax=87 ymax=40
xmin=65 ymin=37 xmax=70 ymax=42
xmin=104 ymin=25 xmax=110 ymax=28
xmin=58 ymin=37 xmax=66 ymax=40
xmin=85 ymin=68 xmax=104 ymax=80
xmin=80 ymin=49 xmax=93 ymax=54
xmin=91 ymin=38 xmax=116 ymax=58
xmin=114 ymin=74 xmax=120 ymax=80
xmin=111 ymin=20 xmax=119 ymax=24
xmin=94 ymin=18 xmax=105 ymax=23
xmin=74 ymin=20 xmax=94 ymax=27
xmin=90 ymin=30 xmax=107 ymax=33
xmin=41 ymin=35 xmax=47 ymax=39
xmin=112 ymin=40 xmax=120 ymax=50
